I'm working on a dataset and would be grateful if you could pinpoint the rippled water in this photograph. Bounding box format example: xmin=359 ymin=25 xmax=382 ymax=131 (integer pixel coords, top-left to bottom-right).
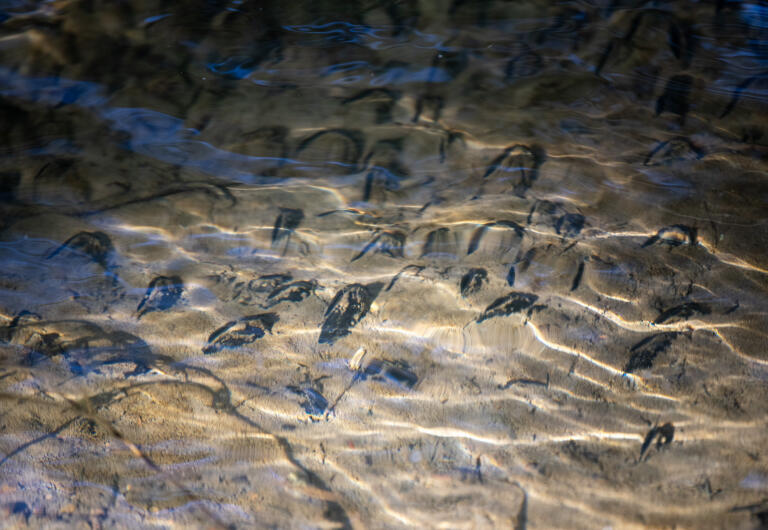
xmin=1 ymin=1 xmax=767 ymax=528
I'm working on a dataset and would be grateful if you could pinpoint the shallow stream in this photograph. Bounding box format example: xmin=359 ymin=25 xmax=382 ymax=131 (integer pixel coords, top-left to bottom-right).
xmin=1 ymin=1 xmax=767 ymax=528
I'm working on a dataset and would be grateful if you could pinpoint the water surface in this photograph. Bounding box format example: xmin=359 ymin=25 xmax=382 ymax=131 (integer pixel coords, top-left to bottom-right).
xmin=1 ymin=1 xmax=767 ymax=528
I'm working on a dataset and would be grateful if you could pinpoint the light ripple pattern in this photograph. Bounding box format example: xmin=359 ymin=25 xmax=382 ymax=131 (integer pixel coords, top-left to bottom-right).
xmin=0 ymin=1 xmax=767 ymax=529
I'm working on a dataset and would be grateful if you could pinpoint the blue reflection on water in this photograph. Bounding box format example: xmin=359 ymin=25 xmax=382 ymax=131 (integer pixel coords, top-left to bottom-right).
xmin=0 ymin=68 xmax=105 ymax=107
xmin=284 ymin=21 xmax=450 ymax=51
xmin=283 ymin=21 xmax=373 ymax=44
xmin=207 ymin=57 xmax=257 ymax=79
xmin=371 ymin=66 xmax=450 ymax=85
xmin=322 ymin=61 xmax=369 ymax=75
xmin=141 ymin=13 xmax=171 ymax=26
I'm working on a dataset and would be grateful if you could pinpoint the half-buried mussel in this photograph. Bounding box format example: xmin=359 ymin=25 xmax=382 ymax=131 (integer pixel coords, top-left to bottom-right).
xmin=477 ymin=292 xmax=539 ymax=323
xmin=352 ymin=230 xmax=406 ymax=262
xmin=263 ymin=280 xmax=318 ymax=308
xmin=460 ymin=268 xmax=488 ymax=297
xmin=483 ymin=144 xmax=545 ymax=197
xmin=203 ymin=314 xmax=278 ymax=355
xmin=319 ymin=283 xmax=383 ymax=345
xmin=137 ymin=275 xmax=183 ymax=319
xmin=46 ymin=231 xmax=115 ymax=270
xmin=271 ymin=208 xmax=304 ymax=250
xmin=642 ymin=225 xmax=697 ymax=248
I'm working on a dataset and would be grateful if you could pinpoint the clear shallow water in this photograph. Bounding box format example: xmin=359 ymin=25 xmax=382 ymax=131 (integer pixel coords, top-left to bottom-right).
xmin=0 ymin=1 xmax=767 ymax=528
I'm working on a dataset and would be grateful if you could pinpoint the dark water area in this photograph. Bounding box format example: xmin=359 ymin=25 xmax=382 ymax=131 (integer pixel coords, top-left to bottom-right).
xmin=0 ymin=1 xmax=767 ymax=528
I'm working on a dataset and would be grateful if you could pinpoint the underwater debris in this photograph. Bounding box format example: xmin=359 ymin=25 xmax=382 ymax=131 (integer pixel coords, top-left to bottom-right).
xmin=349 ymin=347 xmax=367 ymax=372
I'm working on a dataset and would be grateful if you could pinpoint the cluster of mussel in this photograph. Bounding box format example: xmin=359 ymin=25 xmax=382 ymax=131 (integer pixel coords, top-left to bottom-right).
xmin=1 ymin=193 xmax=704 ymax=420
